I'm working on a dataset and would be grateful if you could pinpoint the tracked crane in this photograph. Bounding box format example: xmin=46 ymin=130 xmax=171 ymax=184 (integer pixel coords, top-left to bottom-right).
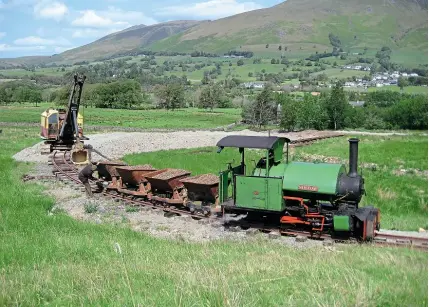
xmin=40 ymin=74 xmax=89 ymax=164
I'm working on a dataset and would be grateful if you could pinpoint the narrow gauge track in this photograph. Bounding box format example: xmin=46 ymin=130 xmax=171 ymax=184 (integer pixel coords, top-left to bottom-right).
xmin=49 ymin=149 xmax=428 ymax=251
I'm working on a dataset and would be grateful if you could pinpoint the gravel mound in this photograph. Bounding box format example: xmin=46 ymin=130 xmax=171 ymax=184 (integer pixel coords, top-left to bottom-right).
xmin=13 ymin=129 xmax=342 ymax=163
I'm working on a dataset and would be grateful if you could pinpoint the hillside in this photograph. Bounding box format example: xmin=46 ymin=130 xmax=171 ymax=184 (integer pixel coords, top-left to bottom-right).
xmin=0 ymin=20 xmax=203 ymax=67
xmin=0 ymin=0 xmax=427 ymax=67
xmin=59 ymin=20 xmax=203 ymax=62
xmin=149 ymin=0 xmax=428 ymax=57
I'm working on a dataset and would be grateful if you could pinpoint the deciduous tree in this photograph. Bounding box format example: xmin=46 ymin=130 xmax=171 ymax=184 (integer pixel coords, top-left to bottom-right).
xmin=324 ymin=82 xmax=348 ymax=130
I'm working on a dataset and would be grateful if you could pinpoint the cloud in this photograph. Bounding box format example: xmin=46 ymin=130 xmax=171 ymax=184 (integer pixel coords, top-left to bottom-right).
xmin=103 ymin=6 xmax=157 ymax=25
xmin=0 ymin=32 xmax=5 ymax=39
xmin=0 ymin=44 xmax=47 ymax=51
xmin=71 ymin=7 xmax=157 ymax=29
xmin=156 ymin=0 xmax=262 ymax=19
xmin=34 ymin=1 xmax=68 ymax=21
xmin=71 ymin=28 xmax=120 ymax=38
xmin=14 ymin=35 xmax=71 ymax=46
xmin=71 ymin=10 xmax=128 ymax=28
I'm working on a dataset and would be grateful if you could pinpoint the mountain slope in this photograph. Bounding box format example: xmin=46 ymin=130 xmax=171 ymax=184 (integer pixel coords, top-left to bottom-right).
xmin=59 ymin=20 xmax=203 ymax=62
xmin=0 ymin=20 xmax=203 ymax=67
xmin=149 ymin=0 xmax=427 ymax=55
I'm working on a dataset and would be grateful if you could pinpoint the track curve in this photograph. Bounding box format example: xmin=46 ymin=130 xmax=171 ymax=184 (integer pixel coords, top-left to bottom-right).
xmin=47 ymin=148 xmax=428 ymax=251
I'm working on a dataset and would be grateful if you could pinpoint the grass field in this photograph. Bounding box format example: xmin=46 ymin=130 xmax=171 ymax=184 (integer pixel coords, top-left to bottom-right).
xmin=311 ymin=68 xmax=369 ymax=79
xmin=0 ymin=103 xmax=241 ymax=129
xmin=367 ymin=86 xmax=428 ymax=94
xmin=0 ymin=126 xmax=427 ymax=306
xmin=0 ymin=67 xmax=73 ymax=77
xmin=124 ymin=135 xmax=428 ymax=231
xmin=0 ymin=52 xmax=426 ymax=90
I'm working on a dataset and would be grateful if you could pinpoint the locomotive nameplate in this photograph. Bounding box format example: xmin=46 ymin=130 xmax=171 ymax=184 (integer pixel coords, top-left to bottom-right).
xmin=298 ymin=185 xmax=319 ymax=192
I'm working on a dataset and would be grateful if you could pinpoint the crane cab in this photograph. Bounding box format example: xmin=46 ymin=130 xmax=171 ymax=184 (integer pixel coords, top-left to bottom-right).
xmin=41 ymin=108 xmax=60 ymax=140
xmin=40 ymin=108 xmax=84 ymax=140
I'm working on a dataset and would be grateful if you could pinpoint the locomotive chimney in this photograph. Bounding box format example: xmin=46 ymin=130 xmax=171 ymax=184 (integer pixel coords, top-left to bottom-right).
xmin=348 ymin=138 xmax=359 ymax=177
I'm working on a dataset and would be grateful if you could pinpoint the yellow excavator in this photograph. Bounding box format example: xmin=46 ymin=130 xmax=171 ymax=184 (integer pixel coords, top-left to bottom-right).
xmin=40 ymin=74 xmax=89 ymax=164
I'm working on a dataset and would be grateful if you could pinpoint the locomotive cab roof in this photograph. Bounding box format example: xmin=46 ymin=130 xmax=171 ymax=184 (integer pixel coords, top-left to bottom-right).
xmin=216 ymin=135 xmax=289 ymax=164
xmin=216 ymin=135 xmax=290 ymax=150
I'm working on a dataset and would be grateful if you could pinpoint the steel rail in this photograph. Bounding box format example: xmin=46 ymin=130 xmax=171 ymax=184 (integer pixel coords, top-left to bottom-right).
xmin=48 ymin=149 xmax=428 ymax=251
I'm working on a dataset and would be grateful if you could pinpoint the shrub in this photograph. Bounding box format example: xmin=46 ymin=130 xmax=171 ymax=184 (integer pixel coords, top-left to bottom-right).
xmin=84 ymin=202 xmax=98 ymax=214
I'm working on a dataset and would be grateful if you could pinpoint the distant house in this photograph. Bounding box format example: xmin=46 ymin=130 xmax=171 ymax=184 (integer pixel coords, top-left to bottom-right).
xmin=349 ymin=101 xmax=365 ymax=107
xmin=311 ymin=92 xmax=321 ymax=96
xmin=409 ymin=73 xmax=419 ymax=77
xmin=242 ymin=82 xmax=265 ymax=89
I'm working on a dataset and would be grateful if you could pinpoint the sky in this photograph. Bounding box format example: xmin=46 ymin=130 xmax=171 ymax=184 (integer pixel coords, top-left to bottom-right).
xmin=0 ymin=0 xmax=284 ymax=58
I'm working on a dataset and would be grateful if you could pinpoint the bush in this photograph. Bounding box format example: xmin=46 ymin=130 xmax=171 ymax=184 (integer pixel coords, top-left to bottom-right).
xmin=363 ymin=112 xmax=386 ymax=130
xmin=387 ymin=95 xmax=428 ymax=130
xmin=125 ymin=206 xmax=140 ymax=213
xmin=84 ymin=202 xmax=98 ymax=213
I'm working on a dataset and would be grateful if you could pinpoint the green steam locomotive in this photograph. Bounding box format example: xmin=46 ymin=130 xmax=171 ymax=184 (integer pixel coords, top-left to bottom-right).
xmin=216 ymin=135 xmax=380 ymax=240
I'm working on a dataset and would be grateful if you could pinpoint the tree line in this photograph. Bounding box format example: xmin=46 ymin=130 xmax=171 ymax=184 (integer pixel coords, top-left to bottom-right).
xmin=241 ymin=83 xmax=428 ymax=130
xmin=0 ymin=81 xmax=43 ymax=106
xmin=2 ymin=76 xmax=427 ymax=131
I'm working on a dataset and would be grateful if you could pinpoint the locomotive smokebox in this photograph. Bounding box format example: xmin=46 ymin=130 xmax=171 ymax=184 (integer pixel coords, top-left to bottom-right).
xmin=348 ymin=138 xmax=359 ymax=177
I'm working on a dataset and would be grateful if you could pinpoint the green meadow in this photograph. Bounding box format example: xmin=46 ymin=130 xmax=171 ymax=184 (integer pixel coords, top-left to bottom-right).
xmin=0 ymin=125 xmax=427 ymax=306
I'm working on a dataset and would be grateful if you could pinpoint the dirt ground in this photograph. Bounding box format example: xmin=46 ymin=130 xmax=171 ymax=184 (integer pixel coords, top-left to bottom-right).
xmin=14 ymin=129 xmax=343 ymax=163
xmin=36 ymin=174 xmax=324 ymax=248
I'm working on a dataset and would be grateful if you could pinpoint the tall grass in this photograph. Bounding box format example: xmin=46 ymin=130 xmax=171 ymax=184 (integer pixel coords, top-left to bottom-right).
xmin=0 ymin=127 xmax=427 ymax=305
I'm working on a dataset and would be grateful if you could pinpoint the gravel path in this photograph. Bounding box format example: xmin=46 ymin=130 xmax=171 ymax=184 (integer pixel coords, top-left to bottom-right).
xmin=13 ymin=129 xmax=343 ymax=163
xmin=38 ymin=178 xmax=324 ymax=248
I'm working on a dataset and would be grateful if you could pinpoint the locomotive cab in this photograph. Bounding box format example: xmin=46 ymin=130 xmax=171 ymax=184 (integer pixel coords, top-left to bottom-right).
xmin=216 ymin=135 xmax=289 ymax=212
xmin=41 ymin=108 xmax=84 ymax=140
